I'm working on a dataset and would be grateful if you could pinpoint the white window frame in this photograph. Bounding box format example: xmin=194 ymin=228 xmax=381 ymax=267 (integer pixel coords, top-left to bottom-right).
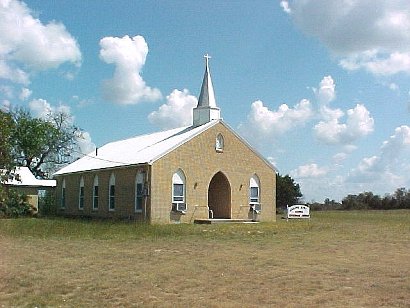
xmin=135 ymin=172 xmax=144 ymax=213
xmin=216 ymin=133 xmax=224 ymax=152
xmin=249 ymin=175 xmax=260 ymax=205
xmin=172 ymin=169 xmax=186 ymax=205
xmin=108 ymin=173 xmax=115 ymax=211
xmin=93 ymin=175 xmax=99 ymax=210
xmin=78 ymin=176 xmax=85 ymax=210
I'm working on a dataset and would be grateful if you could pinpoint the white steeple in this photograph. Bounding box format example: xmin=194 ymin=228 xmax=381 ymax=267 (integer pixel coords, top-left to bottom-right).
xmin=193 ymin=54 xmax=221 ymax=126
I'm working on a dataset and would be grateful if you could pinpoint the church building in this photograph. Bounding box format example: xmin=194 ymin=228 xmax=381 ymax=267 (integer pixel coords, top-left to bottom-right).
xmin=54 ymin=56 xmax=276 ymax=224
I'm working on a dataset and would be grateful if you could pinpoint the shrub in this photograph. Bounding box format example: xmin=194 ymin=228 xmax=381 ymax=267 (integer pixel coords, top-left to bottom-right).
xmin=0 ymin=187 xmax=32 ymax=218
xmin=38 ymin=191 xmax=57 ymax=216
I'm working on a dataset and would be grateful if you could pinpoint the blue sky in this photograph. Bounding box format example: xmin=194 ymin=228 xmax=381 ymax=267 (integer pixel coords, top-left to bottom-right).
xmin=1 ymin=0 xmax=410 ymax=202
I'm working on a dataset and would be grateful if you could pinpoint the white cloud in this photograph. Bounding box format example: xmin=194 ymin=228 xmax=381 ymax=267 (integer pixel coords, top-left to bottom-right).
xmin=333 ymin=152 xmax=348 ymax=164
xmin=19 ymin=87 xmax=32 ymax=101
xmin=267 ymin=156 xmax=277 ymax=167
xmin=28 ymin=98 xmax=53 ymax=119
xmin=76 ymin=131 xmax=96 ymax=155
xmin=311 ymin=76 xmax=374 ymax=145
xmin=388 ymin=82 xmax=399 ymax=92
xmin=240 ymin=99 xmax=313 ymax=141
xmin=286 ymin=0 xmax=410 ymax=75
xmin=28 ymin=98 xmax=96 ymax=156
xmin=0 ymin=60 xmax=29 ymax=85
xmin=148 ymin=89 xmax=197 ymax=129
xmin=291 ymin=163 xmax=328 ymax=178
xmin=0 ymin=85 xmax=13 ymax=99
xmin=315 ymin=75 xmax=335 ymax=105
xmin=314 ymin=104 xmax=374 ymax=145
xmin=348 ymin=125 xmax=410 ymax=188
xmin=280 ymin=1 xmax=291 ymax=14
xmin=340 ymin=51 xmax=410 ymax=75
xmin=1 ymin=100 xmax=11 ymax=112
xmin=99 ymin=35 xmax=161 ymax=104
xmin=29 ymin=98 xmax=71 ymax=122
xmin=0 ymin=0 xmax=81 ymax=83
xmin=380 ymin=125 xmax=410 ymax=162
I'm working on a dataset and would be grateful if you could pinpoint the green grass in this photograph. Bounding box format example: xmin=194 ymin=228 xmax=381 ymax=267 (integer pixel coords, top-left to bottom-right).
xmin=1 ymin=210 xmax=408 ymax=240
xmin=1 ymin=211 xmax=410 ymax=307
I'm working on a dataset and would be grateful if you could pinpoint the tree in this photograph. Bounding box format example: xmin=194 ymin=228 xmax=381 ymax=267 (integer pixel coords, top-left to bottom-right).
xmin=0 ymin=110 xmax=15 ymax=174
xmin=11 ymin=108 xmax=80 ymax=178
xmin=276 ymin=173 xmax=302 ymax=209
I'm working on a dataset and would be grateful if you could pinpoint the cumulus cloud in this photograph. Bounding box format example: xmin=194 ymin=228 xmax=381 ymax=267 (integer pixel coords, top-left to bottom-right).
xmin=148 ymin=89 xmax=197 ymax=129
xmin=28 ymin=98 xmax=96 ymax=156
xmin=99 ymin=35 xmax=161 ymax=104
xmin=332 ymin=152 xmax=348 ymax=164
xmin=29 ymin=98 xmax=55 ymax=119
xmin=314 ymin=104 xmax=374 ymax=145
xmin=285 ymin=0 xmax=410 ymax=75
xmin=0 ymin=60 xmax=29 ymax=85
xmin=239 ymin=99 xmax=313 ymax=141
xmin=1 ymin=100 xmax=11 ymax=112
xmin=267 ymin=156 xmax=277 ymax=167
xmin=280 ymin=1 xmax=291 ymax=14
xmin=340 ymin=51 xmax=410 ymax=76
xmin=310 ymin=76 xmax=375 ymax=145
xmin=76 ymin=131 xmax=96 ymax=155
xmin=0 ymin=0 xmax=81 ymax=82
xmin=0 ymin=85 xmax=13 ymax=99
xmin=291 ymin=163 xmax=328 ymax=178
xmin=19 ymin=87 xmax=32 ymax=101
xmin=315 ymin=75 xmax=335 ymax=105
xmin=348 ymin=125 xmax=410 ymax=187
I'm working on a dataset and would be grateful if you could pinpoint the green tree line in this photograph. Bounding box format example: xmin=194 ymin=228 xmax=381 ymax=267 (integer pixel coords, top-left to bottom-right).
xmin=308 ymin=188 xmax=410 ymax=211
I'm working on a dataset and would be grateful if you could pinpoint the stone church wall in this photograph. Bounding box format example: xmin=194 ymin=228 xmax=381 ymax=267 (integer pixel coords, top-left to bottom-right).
xmin=55 ymin=122 xmax=276 ymax=224
xmin=55 ymin=165 xmax=150 ymax=220
xmin=151 ymin=122 xmax=276 ymax=224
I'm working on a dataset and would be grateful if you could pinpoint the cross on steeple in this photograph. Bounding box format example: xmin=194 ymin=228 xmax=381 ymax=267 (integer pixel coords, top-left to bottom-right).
xmin=204 ymin=53 xmax=211 ymax=67
xmin=193 ymin=53 xmax=221 ymax=127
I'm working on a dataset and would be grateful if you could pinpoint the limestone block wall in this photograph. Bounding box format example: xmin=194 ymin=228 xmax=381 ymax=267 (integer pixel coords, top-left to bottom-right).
xmin=55 ymin=165 xmax=150 ymax=220
xmin=55 ymin=122 xmax=276 ymax=224
xmin=150 ymin=122 xmax=276 ymax=224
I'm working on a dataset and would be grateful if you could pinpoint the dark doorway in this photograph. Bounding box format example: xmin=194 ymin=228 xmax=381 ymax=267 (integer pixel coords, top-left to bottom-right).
xmin=208 ymin=172 xmax=231 ymax=219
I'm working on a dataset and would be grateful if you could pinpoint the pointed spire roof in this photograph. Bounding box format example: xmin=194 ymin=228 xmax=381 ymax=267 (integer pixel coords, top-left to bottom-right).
xmin=197 ymin=54 xmax=217 ymax=108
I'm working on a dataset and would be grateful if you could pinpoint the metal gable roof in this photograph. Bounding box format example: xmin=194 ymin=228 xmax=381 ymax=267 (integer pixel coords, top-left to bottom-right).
xmin=54 ymin=119 xmax=277 ymax=176
xmin=54 ymin=120 xmax=219 ymax=176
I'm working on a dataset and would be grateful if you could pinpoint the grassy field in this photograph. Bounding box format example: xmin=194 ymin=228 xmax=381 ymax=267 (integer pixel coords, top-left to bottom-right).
xmin=1 ymin=211 xmax=409 ymax=307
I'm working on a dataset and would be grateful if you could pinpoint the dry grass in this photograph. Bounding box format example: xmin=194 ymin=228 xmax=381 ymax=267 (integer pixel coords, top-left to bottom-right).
xmin=1 ymin=211 xmax=409 ymax=307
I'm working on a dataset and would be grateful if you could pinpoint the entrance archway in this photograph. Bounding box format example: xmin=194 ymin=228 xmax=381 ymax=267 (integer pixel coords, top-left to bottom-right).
xmin=208 ymin=172 xmax=231 ymax=219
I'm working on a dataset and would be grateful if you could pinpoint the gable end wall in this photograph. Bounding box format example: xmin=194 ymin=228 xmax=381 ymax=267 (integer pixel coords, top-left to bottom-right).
xmin=151 ymin=122 xmax=276 ymax=223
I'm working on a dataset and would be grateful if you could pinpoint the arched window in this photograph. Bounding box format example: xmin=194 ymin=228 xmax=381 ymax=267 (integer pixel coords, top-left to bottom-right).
xmin=93 ymin=175 xmax=99 ymax=210
xmin=78 ymin=176 xmax=85 ymax=210
xmin=249 ymin=175 xmax=260 ymax=205
xmin=108 ymin=173 xmax=115 ymax=211
xmin=61 ymin=179 xmax=66 ymax=209
xmin=135 ymin=172 xmax=144 ymax=212
xmin=216 ymin=133 xmax=224 ymax=152
xmin=172 ymin=169 xmax=187 ymax=213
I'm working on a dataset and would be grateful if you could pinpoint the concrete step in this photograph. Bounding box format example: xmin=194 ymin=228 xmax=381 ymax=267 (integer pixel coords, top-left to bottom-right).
xmin=194 ymin=219 xmax=258 ymax=224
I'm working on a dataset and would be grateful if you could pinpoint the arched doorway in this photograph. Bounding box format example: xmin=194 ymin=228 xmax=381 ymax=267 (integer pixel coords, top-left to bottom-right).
xmin=208 ymin=172 xmax=231 ymax=219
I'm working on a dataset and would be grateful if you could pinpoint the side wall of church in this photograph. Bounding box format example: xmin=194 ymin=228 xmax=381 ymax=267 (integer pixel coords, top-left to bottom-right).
xmin=150 ymin=122 xmax=276 ymax=224
xmin=55 ymin=165 xmax=150 ymax=220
